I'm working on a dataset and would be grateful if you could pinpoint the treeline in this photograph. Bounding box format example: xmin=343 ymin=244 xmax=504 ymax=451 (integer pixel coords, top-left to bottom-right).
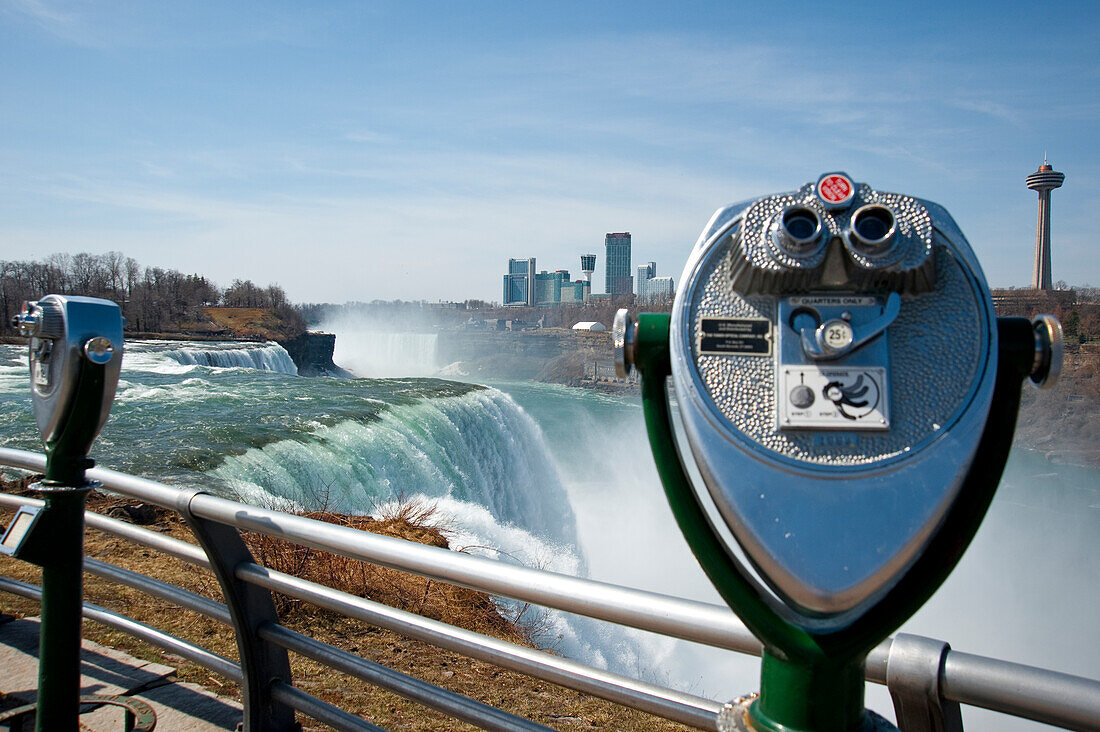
xmin=1 ymin=252 xmax=303 ymax=336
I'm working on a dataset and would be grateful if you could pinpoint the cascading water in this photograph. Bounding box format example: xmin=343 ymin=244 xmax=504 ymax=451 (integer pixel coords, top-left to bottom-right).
xmin=211 ymin=387 xmax=578 ymax=548
xmin=166 ymin=342 xmax=298 ymax=374
xmin=330 ymin=331 xmax=440 ymax=378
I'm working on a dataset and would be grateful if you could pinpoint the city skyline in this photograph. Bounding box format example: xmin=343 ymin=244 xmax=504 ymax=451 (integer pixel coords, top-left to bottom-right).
xmin=2 ymin=2 xmax=1098 ymax=303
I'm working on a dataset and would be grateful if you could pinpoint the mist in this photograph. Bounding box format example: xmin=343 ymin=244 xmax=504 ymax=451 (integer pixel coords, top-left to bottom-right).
xmin=320 ymin=306 xmax=443 ymax=378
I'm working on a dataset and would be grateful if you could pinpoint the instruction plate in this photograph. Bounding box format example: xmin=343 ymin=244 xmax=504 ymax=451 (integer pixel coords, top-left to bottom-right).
xmin=779 ymin=366 xmax=890 ymax=430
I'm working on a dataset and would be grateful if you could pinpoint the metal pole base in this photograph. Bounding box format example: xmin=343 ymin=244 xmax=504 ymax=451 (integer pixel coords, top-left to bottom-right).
xmin=0 ymin=694 xmax=157 ymax=732
xmin=717 ymin=695 xmax=897 ymax=732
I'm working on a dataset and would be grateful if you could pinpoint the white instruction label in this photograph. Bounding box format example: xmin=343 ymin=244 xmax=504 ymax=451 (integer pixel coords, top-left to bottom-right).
xmin=779 ymin=367 xmax=889 ymax=430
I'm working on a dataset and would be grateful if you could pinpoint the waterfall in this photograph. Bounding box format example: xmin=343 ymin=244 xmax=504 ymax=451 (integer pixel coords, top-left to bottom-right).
xmin=166 ymin=343 xmax=299 ymax=375
xmin=329 ymin=331 xmax=440 ymax=378
xmin=209 ymin=386 xmax=576 ymax=546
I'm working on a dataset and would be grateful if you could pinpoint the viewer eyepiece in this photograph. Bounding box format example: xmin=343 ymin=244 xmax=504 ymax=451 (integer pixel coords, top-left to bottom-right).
xmin=846 ymin=204 xmax=897 ymax=255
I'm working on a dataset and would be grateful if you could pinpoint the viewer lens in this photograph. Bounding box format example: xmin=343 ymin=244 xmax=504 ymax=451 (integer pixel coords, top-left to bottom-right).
xmin=775 ymin=207 xmax=823 ymax=256
xmin=848 ymin=205 xmax=896 ymax=255
xmin=785 ymin=214 xmax=817 ymax=241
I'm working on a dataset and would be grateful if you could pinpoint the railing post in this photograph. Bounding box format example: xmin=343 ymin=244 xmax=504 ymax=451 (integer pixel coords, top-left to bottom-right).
xmin=886 ymin=633 xmax=964 ymax=732
xmin=177 ymin=489 xmax=297 ymax=731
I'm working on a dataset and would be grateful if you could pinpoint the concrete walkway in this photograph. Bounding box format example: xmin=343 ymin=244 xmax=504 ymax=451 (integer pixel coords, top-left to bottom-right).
xmin=0 ymin=616 xmax=242 ymax=731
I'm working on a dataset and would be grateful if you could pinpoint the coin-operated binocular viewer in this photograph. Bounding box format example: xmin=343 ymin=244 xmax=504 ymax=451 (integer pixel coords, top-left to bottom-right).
xmin=2 ymin=295 xmax=123 ymax=731
xmin=614 ymin=173 xmax=1062 ymax=732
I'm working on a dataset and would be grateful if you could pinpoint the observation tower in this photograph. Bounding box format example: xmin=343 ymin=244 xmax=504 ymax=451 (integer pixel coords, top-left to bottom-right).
xmin=580 ymin=254 xmax=596 ymax=284
xmin=1026 ymin=160 xmax=1065 ymax=291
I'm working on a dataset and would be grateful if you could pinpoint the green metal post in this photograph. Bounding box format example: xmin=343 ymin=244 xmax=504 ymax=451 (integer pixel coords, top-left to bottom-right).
xmin=29 ymin=357 xmax=109 ymax=732
xmin=34 ymin=486 xmax=92 ymax=732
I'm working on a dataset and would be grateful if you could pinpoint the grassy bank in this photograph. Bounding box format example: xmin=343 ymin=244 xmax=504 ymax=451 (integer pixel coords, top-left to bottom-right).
xmin=0 ymin=477 xmax=695 ymax=731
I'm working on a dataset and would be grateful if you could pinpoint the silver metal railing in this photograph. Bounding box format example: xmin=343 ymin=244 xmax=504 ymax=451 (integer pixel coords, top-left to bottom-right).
xmin=2 ymin=446 xmax=1099 ymax=732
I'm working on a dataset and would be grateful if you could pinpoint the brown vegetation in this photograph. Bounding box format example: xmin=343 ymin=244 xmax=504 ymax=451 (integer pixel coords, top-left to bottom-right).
xmin=0 ymin=478 xmax=692 ymax=731
xmin=202 ymin=307 xmax=304 ymax=341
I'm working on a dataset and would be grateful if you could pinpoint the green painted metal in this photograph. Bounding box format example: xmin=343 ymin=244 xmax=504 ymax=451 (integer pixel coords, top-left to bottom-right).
xmin=27 ymin=357 xmax=112 ymax=732
xmin=0 ymin=694 xmax=157 ymax=731
xmin=633 ymin=312 xmax=1034 ymax=731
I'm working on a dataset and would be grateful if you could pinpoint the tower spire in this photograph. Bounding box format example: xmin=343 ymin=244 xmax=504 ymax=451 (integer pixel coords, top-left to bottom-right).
xmin=1025 ymin=161 xmax=1065 ymax=291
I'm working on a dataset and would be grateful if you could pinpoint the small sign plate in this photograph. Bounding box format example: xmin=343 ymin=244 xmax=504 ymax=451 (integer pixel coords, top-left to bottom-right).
xmin=816 ymin=173 xmax=855 ymax=209
xmin=700 ymin=318 xmax=772 ymax=356
xmin=779 ymin=366 xmax=889 ymax=430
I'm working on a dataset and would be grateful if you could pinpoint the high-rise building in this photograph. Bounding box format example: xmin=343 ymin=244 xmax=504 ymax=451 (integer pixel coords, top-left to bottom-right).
xmin=636 ymin=261 xmax=674 ymax=302
xmin=1026 ymin=161 xmax=1065 ymax=291
xmin=503 ymin=257 xmax=536 ymax=306
xmin=605 ymin=233 xmax=632 ymax=296
xmin=534 ymin=270 xmax=572 ymax=305
xmin=560 ymin=280 xmax=591 ymax=303
xmin=636 ymin=262 xmax=656 ymax=296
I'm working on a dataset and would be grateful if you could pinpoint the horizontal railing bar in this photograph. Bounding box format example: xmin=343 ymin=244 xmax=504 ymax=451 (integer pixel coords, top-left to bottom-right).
xmin=85 ymin=514 xmax=211 ymax=568
xmin=269 ymin=681 xmax=386 ymax=732
xmin=0 ymin=575 xmax=241 ymax=683
xmin=83 ymin=557 xmax=231 ymax=624
xmin=0 ymin=449 xmax=45 ymax=476
xmin=261 ymin=623 xmax=554 ymax=732
xmin=0 ymin=490 xmax=211 ymax=568
xmin=186 ymin=490 xmax=761 ymax=654
xmin=239 ymin=563 xmax=722 ymax=730
xmin=943 ymin=651 xmax=1100 ymax=731
xmin=1 ymin=449 xmax=759 ymax=653
xmin=5 ymin=447 xmax=1100 ymax=731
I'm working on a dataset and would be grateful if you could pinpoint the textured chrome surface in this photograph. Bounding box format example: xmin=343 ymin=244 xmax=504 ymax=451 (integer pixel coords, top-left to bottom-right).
xmin=670 ymin=177 xmax=998 ymax=617
xmin=687 ymin=239 xmax=985 ymax=463
xmin=14 ymin=295 xmax=125 ymax=444
xmin=728 ymin=181 xmax=936 ymax=295
xmin=846 ymin=204 xmax=898 ymax=257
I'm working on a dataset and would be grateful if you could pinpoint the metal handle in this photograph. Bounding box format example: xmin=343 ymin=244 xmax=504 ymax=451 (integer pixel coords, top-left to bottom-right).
xmin=1029 ymin=314 xmax=1063 ymax=389
xmin=613 ymin=308 xmax=637 ymax=378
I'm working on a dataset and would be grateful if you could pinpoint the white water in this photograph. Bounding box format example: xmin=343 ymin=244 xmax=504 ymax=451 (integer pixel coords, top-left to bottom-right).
xmin=321 ymin=313 xmax=439 ymax=377
xmin=211 ymin=387 xmax=577 ymax=548
xmin=333 ymin=332 xmax=439 ymax=377
xmin=166 ymin=342 xmax=298 ymax=374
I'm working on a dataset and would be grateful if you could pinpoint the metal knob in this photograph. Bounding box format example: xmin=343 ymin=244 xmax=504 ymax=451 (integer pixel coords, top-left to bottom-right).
xmin=1029 ymin=314 xmax=1063 ymax=389
xmin=83 ymin=337 xmax=116 ymax=365
xmin=613 ymin=308 xmax=636 ymax=378
xmin=12 ymin=300 xmax=63 ymax=340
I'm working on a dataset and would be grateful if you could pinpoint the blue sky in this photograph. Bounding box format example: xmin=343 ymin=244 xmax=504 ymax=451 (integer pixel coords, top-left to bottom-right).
xmin=2 ymin=1 xmax=1097 ymax=303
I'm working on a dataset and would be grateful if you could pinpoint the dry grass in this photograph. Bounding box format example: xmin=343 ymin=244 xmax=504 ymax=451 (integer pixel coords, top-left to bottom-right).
xmin=201 ymin=307 xmax=294 ymax=340
xmin=0 ymin=477 xmax=695 ymax=731
xmin=242 ymin=499 xmax=525 ymax=644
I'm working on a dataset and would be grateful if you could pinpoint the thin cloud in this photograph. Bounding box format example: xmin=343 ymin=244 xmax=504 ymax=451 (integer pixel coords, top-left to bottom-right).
xmin=344 ymin=130 xmax=394 ymax=145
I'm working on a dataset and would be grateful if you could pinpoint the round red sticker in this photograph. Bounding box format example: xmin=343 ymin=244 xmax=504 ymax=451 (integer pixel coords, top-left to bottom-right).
xmin=818 ymin=174 xmax=853 ymax=204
